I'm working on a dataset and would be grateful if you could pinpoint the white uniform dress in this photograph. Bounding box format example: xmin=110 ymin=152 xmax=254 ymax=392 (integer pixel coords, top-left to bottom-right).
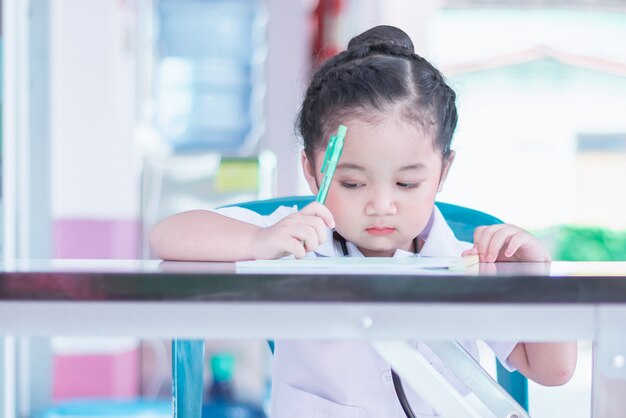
xmin=215 ymin=204 xmax=518 ymax=418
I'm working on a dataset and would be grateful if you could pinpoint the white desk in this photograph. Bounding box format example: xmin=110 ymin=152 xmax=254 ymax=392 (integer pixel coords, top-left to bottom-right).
xmin=1 ymin=259 xmax=626 ymax=416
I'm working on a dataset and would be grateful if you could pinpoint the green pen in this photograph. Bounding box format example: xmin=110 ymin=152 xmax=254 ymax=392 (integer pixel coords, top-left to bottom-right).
xmin=316 ymin=124 xmax=347 ymax=204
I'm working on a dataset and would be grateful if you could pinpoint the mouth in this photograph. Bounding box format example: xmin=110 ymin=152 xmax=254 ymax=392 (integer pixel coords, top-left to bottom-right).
xmin=365 ymin=226 xmax=396 ymax=236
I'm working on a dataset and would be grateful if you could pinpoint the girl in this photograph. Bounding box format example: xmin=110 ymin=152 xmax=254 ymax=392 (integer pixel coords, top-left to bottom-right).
xmin=151 ymin=25 xmax=576 ymax=418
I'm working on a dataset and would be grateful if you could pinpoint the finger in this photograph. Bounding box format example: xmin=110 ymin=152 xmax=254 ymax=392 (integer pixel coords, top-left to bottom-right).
xmin=474 ymin=224 xmax=507 ymax=262
xmin=310 ymin=215 xmax=329 ymax=245
xmin=293 ymin=214 xmax=330 ymax=245
xmin=299 ymin=225 xmax=320 ymax=252
xmin=313 ymin=216 xmax=330 ymax=245
xmin=300 ymin=202 xmax=335 ymax=228
xmin=286 ymin=237 xmax=306 ymax=259
xmin=461 ymin=247 xmax=478 ymax=257
xmin=486 ymin=226 xmax=520 ymax=262
xmin=472 ymin=226 xmax=487 ymax=249
xmin=290 ymin=224 xmax=320 ymax=253
xmin=504 ymin=231 xmax=552 ymax=261
xmin=273 ymin=218 xmax=322 ymax=255
xmin=501 ymin=231 xmax=528 ymax=258
xmin=465 ymin=226 xmax=485 ymax=257
xmin=472 ymin=226 xmax=491 ymax=259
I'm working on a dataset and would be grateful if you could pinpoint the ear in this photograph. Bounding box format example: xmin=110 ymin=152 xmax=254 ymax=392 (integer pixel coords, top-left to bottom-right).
xmin=437 ymin=150 xmax=455 ymax=193
xmin=301 ymin=150 xmax=320 ymax=194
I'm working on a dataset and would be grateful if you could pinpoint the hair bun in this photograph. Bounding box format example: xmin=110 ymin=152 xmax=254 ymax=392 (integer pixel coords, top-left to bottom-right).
xmin=347 ymin=25 xmax=415 ymax=54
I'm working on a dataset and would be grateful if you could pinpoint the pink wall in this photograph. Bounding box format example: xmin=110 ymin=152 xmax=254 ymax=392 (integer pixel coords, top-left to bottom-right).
xmin=54 ymin=219 xmax=140 ymax=259
xmin=53 ymin=349 xmax=140 ymax=400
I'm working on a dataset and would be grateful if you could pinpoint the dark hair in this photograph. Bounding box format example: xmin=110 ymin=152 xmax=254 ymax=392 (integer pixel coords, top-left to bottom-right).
xmin=297 ymin=25 xmax=457 ymax=163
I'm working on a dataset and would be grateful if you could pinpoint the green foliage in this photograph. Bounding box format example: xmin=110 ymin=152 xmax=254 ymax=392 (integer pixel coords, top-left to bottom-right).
xmin=539 ymin=226 xmax=626 ymax=261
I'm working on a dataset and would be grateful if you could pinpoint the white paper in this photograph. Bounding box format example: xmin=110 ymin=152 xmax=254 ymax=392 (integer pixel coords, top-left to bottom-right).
xmin=236 ymin=255 xmax=478 ymax=275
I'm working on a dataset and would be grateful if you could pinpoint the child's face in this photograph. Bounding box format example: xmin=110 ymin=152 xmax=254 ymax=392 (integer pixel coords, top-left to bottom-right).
xmin=303 ymin=117 xmax=454 ymax=257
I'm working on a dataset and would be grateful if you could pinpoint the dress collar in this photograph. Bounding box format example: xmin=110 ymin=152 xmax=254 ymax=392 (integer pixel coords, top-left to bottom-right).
xmin=312 ymin=206 xmax=461 ymax=258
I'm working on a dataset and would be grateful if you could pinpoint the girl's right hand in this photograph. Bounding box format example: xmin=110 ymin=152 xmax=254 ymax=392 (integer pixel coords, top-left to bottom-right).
xmin=251 ymin=202 xmax=335 ymax=259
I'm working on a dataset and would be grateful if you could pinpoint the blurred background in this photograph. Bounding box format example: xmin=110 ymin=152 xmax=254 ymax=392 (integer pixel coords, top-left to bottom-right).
xmin=1 ymin=0 xmax=625 ymax=417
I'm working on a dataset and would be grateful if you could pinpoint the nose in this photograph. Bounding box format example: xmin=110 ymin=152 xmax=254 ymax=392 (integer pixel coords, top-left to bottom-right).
xmin=364 ymin=187 xmax=397 ymax=216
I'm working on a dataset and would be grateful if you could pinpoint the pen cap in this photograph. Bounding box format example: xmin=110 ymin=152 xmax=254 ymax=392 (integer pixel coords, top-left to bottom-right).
xmin=336 ymin=125 xmax=347 ymax=140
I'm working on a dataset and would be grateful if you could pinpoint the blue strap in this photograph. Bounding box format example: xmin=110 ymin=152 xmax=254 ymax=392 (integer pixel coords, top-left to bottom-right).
xmin=496 ymin=362 xmax=529 ymax=411
xmin=172 ymin=339 xmax=205 ymax=418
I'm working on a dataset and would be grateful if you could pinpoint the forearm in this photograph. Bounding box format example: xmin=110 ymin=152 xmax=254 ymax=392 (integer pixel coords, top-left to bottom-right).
xmin=149 ymin=210 xmax=260 ymax=261
xmin=507 ymin=341 xmax=577 ymax=386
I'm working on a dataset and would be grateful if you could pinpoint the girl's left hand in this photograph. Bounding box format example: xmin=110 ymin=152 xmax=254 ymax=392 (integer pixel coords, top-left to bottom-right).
xmin=461 ymin=224 xmax=552 ymax=262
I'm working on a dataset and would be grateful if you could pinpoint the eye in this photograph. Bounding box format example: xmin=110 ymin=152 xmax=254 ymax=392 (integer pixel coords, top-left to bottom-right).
xmin=397 ymin=182 xmax=419 ymax=189
xmin=340 ymin=182 xmax=364 ymax=189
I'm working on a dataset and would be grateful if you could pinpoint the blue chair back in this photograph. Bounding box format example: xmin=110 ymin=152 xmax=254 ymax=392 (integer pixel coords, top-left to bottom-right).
xmin=173 ymin=196 xmax=528 ymax=415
